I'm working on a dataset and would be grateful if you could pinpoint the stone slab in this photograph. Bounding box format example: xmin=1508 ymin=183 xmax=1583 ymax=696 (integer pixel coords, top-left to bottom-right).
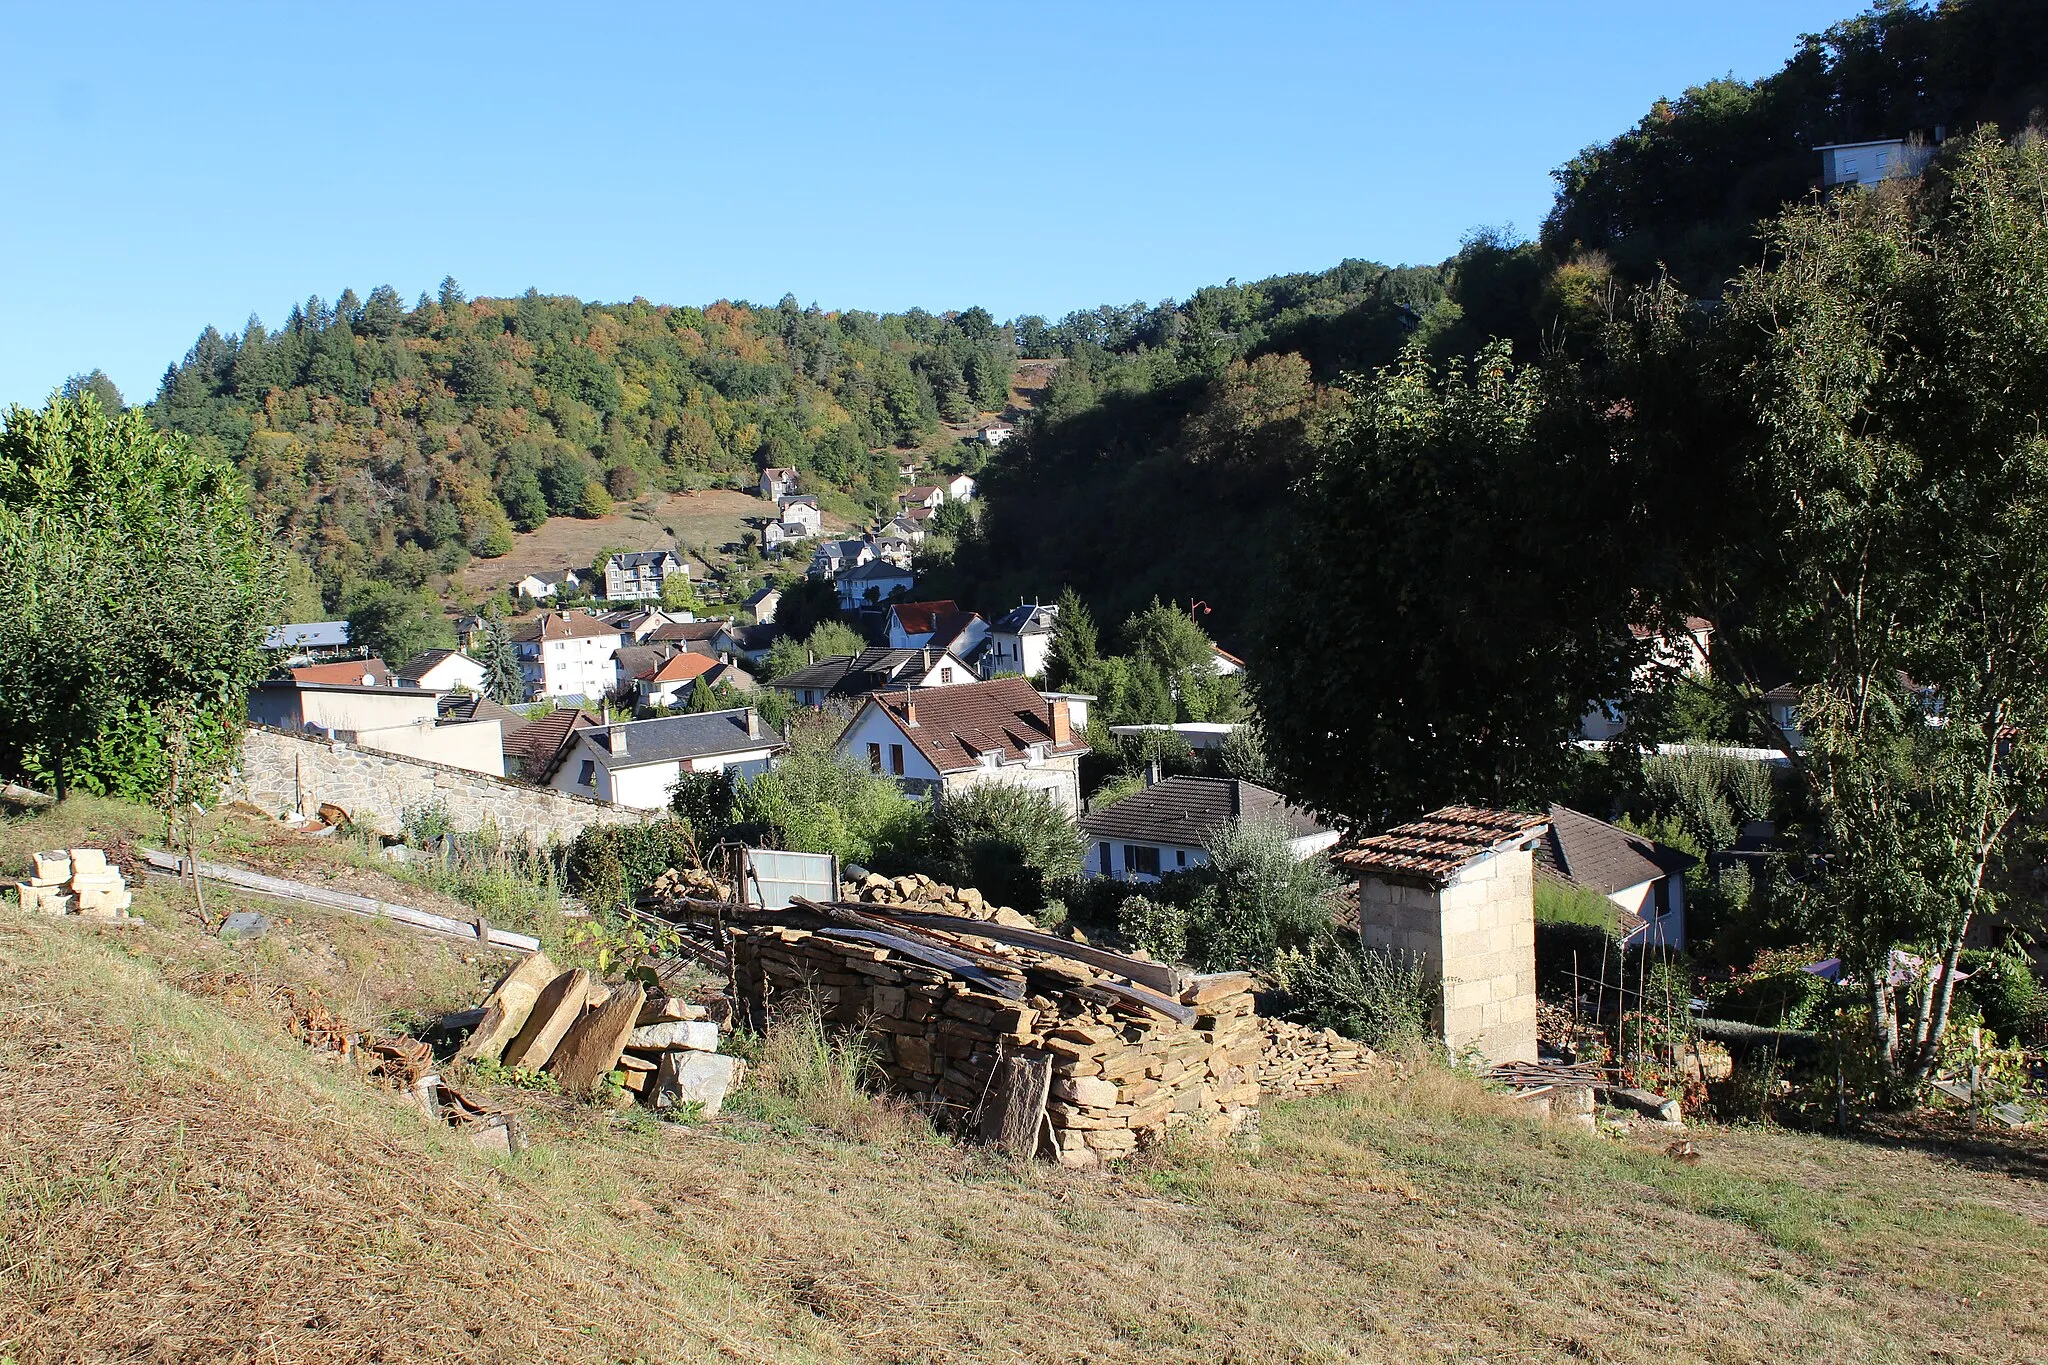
xmin=545 ymin=984 xmax=645 ymax=1095
xmin=624 ymin=1019 xmax=719 ymax=1052
xmin=501 ymin=968 xmax=593 ymax=1070
xmin=654 ymin=1050 xmax=745 ymax=1118
xmin=455 ymin=950 xmax=558 ymax=1064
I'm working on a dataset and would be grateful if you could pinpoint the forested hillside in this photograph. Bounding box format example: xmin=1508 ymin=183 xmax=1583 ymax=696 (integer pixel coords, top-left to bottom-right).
xmin=148 ymin=283 xmax=1014 ymax=612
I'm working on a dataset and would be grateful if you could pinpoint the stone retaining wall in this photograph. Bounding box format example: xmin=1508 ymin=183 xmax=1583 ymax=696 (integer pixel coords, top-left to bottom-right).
xmin=230 ymin=726 xmax=650 ymax=844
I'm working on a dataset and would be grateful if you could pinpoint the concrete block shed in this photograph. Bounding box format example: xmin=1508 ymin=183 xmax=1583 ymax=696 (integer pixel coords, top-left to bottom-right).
xmin=1332 ymin=806 xmax=1548 ymax=1064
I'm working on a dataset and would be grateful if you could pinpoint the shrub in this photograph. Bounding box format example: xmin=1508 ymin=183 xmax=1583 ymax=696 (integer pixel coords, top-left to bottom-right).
xmin=566 ymin=819 xmax=701 ymax=912
xmin=669 ymin=771 xmax=734 ymax=838
xmin=1707 ymin=944 xmax=1836 ymax=1028
xmin=1273 ymin=931 xmax=1436 ymax=1050
xmin=1958 ymin=950 xmax=2046 ymax=1046
xmin=1534 ymin=876 xmax=1618 ymax=932
xmin=1183 ymin=819 xmax=1337 ymax=971
xmin=723 ymin=1003 xmax=937 ymax=1147
xmin=926 ymin=784 xmax=1084 ymax=912
xmin=730 ymin=713 xmax=924 ymax=865
xmin=1117 ymin=894 xmax=1188 ymax=963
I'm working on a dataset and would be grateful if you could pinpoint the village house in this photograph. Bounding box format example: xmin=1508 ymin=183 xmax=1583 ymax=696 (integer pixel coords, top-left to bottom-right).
xmin=776 ymin=494 xmax=823 ymax=537
xmin=1079 ymin=773 xmax=1336 ymax=881
xmin=1817 ymin=137 xmax=1935 ymax=188
xmin=835 ymin=676 xmax=1090 ymax=812
xmin=1536 ymin=805 xmax=1694 ymax=950
xmin=982 ymin=602 xmax=1057 ymax=679
xmin=723 ymin=622 xmax=782 ymax=667
xmin=1210 ymin=643 xmax=1246 ymax=676
xmin=1104 ymin=721 xmax=1238 ymax=752
xmin=514 ymin=568 xmax=582 ymax=601
xmin=501 ymin=708 xmax=599 ymax=782
xmin=452 ymin=615 xmax=489 ymax=650
xmin=604 ymin=607 xmax=691 ymax=644
xmin=945 ymin=472 xmax=977 ymax=502
xmin=979 ymin=424 xmax=1012 ymax=447
xmin=1579 ymin=616 xmax=1716 ymax=742
xmin=549 ymin=709 xmax=781 ymax=809
xmin=902 ymin=484 xmax=945 ymax=511
xmin=603 ymin=550 xmax=687 ymax=604
xmin=646 ymin=618 xmax=736 ymax=657
xmin=247 ymin=664 xmax=505 ymax=777
xmin=759 ymin=466 xmax=799 ymax=501
xmin=879 ymin=514 xmax=926 ymax=549
xmin=262 ymin=621 xmax=352 ymax=657
xmin=513 ymin=609 xmax=626 ymax=701
xmin=635 ymin=650 xmax=754 ymax=710
xmin=771 ymin=647 xmax=978 ymax=708
xmin=808 ymin=537 xmax=875 ymax=579
xmin=393 ymin=648 xmax=487 ymax=693
xmin=836 ymin=558 xmax=916 ymax=609
xmin=743 ymin=586 xmax=781 ymax=623
xmin=885 ymin=600 xmax=989 ymax=660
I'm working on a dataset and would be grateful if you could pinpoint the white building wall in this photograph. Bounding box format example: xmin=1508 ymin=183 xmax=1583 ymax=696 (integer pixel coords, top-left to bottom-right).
xmin=250 ymin=687 xmax=440 ymax=734
xmin=524 ymin=632 xmax=624 ymax=700
xmin=353 ymin=719 xmax=505 ymax=777
xmin=836 ymin=706 xmax=944 ymax=782
xmin=408 ymin=654 xmax=488 ymax=692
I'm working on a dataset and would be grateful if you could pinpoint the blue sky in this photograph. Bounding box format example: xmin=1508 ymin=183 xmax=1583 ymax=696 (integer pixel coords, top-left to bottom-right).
xmin=1 ymin=1 xmax=1856 ymax=408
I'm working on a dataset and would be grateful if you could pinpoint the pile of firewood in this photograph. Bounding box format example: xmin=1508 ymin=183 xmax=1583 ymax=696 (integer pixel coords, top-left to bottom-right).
xmin=837 ymin=871 xmax=1037 ymax=928
xmin=12 ymin=848 xmax=136 ymax=921
xmin=451 ymin=952 xmax=743 ymax=1116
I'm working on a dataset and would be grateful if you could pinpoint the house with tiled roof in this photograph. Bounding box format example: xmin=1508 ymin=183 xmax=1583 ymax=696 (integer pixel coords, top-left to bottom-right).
xmin=512 ymin=610 xmax=625 ymax=701
xmin=885 ymin=601 xmax=989 ymax=661
xmin=548 ymin=709 xmax=781 ymax=809
xmin=501 ymin=708 xmax=600 ymax=782
xmin=835 ymin=676 xmax=1090 ymax=813
xmin=635 ymin=650 xmax=720 ymax=710
xmin=394 ymin=648 xmax=486 ymax=693
xmin=771 ymin=648 xmax=977 ymax=708
xmin=902 ymin=484 xmax=946 ymax=511
xmin=835 ymin=558 xmax=915 ymax=609
xmin=1536 ymin=805 xmax=1695 ymax=949
xmin=759 ymin=467 xmax=799 ymax=501
xmin=1079 ymin=775 xmax=1335 ymax=881
xmin=602 ymin=550 xmax=687 ymax=604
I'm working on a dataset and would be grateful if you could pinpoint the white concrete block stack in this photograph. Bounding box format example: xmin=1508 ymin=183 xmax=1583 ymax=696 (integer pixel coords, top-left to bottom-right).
xmin=13 ymin=848 xmax=137 ymax=921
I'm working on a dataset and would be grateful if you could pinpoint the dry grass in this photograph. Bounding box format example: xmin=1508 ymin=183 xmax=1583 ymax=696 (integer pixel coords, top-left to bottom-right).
xmin=3 ymin=796 xmax=2047 ymax=1363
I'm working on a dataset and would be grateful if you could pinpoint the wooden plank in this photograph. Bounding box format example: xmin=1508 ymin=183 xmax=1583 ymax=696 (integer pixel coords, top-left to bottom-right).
xmin=139 ymin=847 xmax=539 ymax=952
xmin=850 ymin=906 xmax=1187 ymax=995
xmin=813 ymin=928 xmax=1025 ymax=1000
xmin=979 ymin=1052 xmax=1052 ymax=1157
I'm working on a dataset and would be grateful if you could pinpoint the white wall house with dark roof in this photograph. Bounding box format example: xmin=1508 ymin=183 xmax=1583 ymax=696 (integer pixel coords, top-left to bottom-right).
xmin=1538 ymin=804 xmax=1694 ymax=949
xmin=834 ymin=677 xmax=1089 ymax=812
xmin=1078 ymin=774 xmax=1334 ymax=881
xmin=983 ymin=602 xmax=1057 ymax=679
xmin=547 ymin=708 xmax=780 ymax=809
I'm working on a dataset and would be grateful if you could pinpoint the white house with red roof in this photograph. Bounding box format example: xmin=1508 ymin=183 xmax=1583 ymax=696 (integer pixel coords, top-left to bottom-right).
xmin=513 ymin=609 xmax=626 ymax=701
xmin=834 ymin=676 xmax=1090 ymax=813
xmin=885 ymin=600 xmax=989 ymax=659
xmin=902 ymin=484 xmax=946 ymax=511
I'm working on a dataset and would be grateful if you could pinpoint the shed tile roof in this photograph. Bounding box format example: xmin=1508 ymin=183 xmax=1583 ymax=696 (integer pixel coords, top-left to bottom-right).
xmin=1080 ymin=776 xmax=1329 ymax=847
xmin=1537 ymin=805 xmax=1696 ymax=896
xmin=864 ymin=676 xmax=1088 ymax=774
xmin=1331 ymin=806 xmax=1549 ymax=887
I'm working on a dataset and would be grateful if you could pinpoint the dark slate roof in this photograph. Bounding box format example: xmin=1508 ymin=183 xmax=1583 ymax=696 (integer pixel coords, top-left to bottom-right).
xmin=729 ymin=623 xmax=781 ymax=651
xmin=839 ymin=558 xmax=912 ymax=583
xmin=614 ymin=643 xmax=679 ymax=682
xmin=1538 ymin=805 xmax=1696 ymax=896
xmin=609 ymin=550 xmax=680 ymax=570
xmin=990 ymin=602 xmax=1057 ymax=636
xmin=647 ymin=620 xmax=727 ymax=645
xmin=864 ymin=677 xmax=1088 ymax=773
xmin=1331 ymin=806 xmax=1550 ymax=888
xmin=438 ymin=694 xmax=525 ymax=727
xmin=264 ymin=621 xmax=350 ymax=649
xmin=394 ymin=648 xmax=461 ymax=683
xmin=1080 ymin=776 xmax=1330 ymax=847
xmin=773 ymin=648 xmax=967 ymax=698
xmin=577 ymin=709 xmax=777 ymax=770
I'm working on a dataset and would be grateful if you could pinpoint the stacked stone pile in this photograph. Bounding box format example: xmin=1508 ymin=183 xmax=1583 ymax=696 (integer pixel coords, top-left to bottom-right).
xmin=452 ymin=951 xmax=744 ymax=1115
xmin=13 ymin=849 xmax=136 ymax=921
xmin=732 ymin=926 xmax=1261 ymax=1168
xmin=839 ymin=871 xmax=1038 ymax=929
xmin=646 ymin=866 xmax=734 ymax=904
xmin=1257 ymin=1017 xmax=1379 ymax=1096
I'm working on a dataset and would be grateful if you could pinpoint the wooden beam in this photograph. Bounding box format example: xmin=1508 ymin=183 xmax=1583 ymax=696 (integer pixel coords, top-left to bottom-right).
xmin=849 ymin=906 xmax=1189 ymax=996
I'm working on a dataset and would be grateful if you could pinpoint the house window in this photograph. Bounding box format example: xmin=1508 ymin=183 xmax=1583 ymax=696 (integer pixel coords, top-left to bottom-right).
xmin=890 ymin=744 xmax=905 ymax=776
xmin=940 ymin=667 xmax=954 ymax=683
xmin=1124 ymin=845 xmax=1161 ymax=877
xmin=576 ymin=760 xmax=596 ymax=787
xmin=1652 ymin=877 xmax=1674 ymax=919
xmin=867 ymin=742 xmax=882 ymax=773
xmin=1175 ymin=849 xmax=1187 ymax=867
xmin=1099 ymin=842 xmax=1112 ymax=876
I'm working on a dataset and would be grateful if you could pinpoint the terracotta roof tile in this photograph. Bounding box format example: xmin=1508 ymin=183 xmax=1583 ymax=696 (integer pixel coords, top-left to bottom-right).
xmin=866 ymin=677 xmax=1088 ymax=774
xmin=1331 ymin=805 xmax=1549 ymax=887
xmin=290 ymin=659 xmax=394 ymax=687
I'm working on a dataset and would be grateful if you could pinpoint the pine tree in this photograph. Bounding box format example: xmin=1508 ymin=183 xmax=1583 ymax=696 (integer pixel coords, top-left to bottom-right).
xmin=480 ymin=618 xmax=524 ymax=703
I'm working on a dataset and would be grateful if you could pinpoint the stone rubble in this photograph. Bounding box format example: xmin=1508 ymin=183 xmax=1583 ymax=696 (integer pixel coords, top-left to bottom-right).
xmin=12 ymin=848 xmax=137 ymax=921
xmin=838 ymin=870 xmax=1039 ymax=929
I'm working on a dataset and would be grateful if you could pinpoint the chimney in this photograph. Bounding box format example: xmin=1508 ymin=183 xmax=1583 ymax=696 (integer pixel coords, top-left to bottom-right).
xmin=609 ymin=722 xmax=628 ymax=757
xmin=1144 ymin=758 xmax=1162 ymax=787
xmin=903 ymin=688 xmax=917 ymax=727
xmin=1049 ymin=697 xmax=1072 ymax=746
xmin=745 ymin=707 xmax=761 ymax=739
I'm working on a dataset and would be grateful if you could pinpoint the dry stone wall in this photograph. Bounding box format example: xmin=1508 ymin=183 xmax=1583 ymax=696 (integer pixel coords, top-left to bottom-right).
xmin=231 ymin=726 xmax=650 ymax=843
xmin=732 ymin=926 xmax=1263 ymax=1168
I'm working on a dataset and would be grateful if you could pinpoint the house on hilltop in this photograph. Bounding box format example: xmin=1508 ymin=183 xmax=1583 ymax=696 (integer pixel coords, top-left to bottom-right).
xmin=1079 ymin=773 xmax=1336 ymax=881
xmin=514 ymin=569 xmax=582 ymax=601
xmin=603 ymin=550 xmax=687 ymax=604
xmin=835 ymin=676 xmax=1090 ymax=812
xmin=759 ymin=467 xmax=799 ymax=502
xmin=836 ymin=558 xmax=915 ymax=609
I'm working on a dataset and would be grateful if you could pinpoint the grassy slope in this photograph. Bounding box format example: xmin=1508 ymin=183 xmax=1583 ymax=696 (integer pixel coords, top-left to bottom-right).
xmin=3 ymin=798 xmax=2046 ymax=1364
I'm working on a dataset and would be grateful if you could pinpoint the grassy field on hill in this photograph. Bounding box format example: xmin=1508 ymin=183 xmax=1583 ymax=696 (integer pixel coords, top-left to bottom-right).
xmin=3 ymin=797 xmax=2045 ymax=1364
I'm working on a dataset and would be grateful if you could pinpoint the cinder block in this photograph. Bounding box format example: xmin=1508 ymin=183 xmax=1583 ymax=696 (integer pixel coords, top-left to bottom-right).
xmin=68 ymin=848 xmax=108 ymax=876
